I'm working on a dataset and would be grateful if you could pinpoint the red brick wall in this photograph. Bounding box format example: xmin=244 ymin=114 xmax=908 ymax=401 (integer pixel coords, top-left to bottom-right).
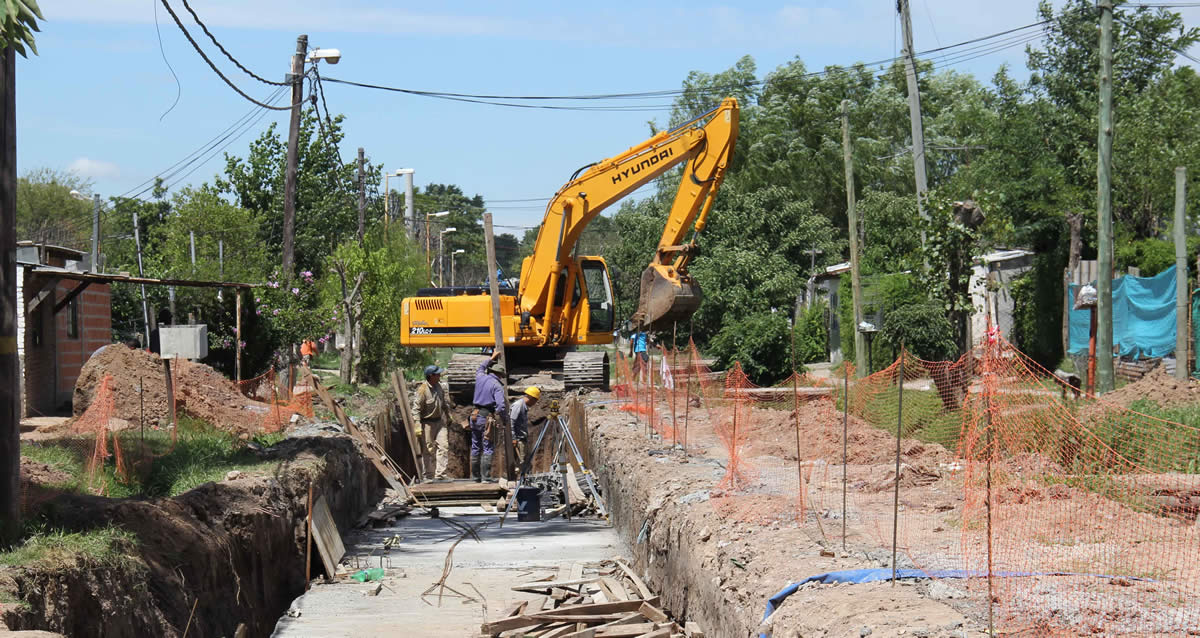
xmin=54 ymin=281 xmax=112 ymax=408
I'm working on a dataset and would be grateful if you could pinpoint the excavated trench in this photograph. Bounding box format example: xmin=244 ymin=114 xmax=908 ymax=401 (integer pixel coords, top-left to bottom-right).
xmin=1 ymin=437 xmax=380 ymax=638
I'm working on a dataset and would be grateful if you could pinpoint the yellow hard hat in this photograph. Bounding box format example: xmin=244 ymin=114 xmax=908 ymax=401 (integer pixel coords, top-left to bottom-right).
xmin=524 ymin=386 xmax=542 ymax=400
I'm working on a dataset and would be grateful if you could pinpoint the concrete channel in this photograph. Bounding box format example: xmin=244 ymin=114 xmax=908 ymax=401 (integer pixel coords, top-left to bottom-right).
xmin=271 ymin=507 xmax=625 ymax=637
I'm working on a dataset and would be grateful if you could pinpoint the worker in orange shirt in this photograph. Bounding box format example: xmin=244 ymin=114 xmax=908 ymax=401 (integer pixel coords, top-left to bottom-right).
xmin=300 ymin=339 xmax=317 ymax=366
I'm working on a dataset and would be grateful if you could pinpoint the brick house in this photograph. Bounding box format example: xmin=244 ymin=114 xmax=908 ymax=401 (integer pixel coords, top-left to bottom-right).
xmin=17 ymin=242 xmax=113 ymax=417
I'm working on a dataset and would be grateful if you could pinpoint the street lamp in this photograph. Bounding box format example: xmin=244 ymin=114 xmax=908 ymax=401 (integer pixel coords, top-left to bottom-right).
xmin=306 ymin=48 xmax=341 ymax=64
xmin=451 ymin=248 xmax=465 ymax=288
xmin=383 ymin=168 xmax=414 ymax=230
xmin=438 ymin=227 xmax=457 ymax=287
xmin=426 ymin=210 xmax=449 ymax=282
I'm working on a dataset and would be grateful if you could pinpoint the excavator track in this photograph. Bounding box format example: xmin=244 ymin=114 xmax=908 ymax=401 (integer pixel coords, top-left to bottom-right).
xmin=564 ymin=351 xmax=610 ymax=392
xmin=446 ymin=353 xmax=489 ymax=402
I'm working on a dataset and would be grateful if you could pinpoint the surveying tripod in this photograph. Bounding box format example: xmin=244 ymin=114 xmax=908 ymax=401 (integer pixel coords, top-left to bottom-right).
xmin=499 ymin=399 xmax=606 ymax=525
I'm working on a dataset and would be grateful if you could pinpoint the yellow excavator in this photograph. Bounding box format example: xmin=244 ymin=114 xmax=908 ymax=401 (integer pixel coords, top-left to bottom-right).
xmin=400 ymin=97 xmax=739 ymax=396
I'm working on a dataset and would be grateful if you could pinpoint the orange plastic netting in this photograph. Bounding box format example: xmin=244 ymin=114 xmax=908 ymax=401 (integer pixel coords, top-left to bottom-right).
xmin=617 ymin=334 xmax=1200 ymax=634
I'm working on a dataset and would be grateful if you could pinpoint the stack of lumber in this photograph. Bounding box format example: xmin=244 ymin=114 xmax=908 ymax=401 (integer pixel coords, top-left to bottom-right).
xmin=481 ymin=558 xmax=704 ymax=637
xmin=410 ymin=480 xmax=507 ymax=507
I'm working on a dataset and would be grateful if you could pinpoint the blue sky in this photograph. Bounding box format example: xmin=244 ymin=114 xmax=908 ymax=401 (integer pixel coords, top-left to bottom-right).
xmin=16 ymin=1 xmax=1198 ymax=230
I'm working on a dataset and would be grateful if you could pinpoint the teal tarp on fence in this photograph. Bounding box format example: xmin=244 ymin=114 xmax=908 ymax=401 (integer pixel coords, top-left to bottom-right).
xmin=1067 ymin=265 xmax=1177 ymax=359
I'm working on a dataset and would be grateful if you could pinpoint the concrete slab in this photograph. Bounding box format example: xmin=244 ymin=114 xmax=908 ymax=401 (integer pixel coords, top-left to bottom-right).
xmin=271 ymin=509 xmax=625 ymax=638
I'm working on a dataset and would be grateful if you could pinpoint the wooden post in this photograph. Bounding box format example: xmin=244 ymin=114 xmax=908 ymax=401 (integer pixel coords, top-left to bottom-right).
xmin=1095 ymin=1 xmax=1115 ymax=393
xmin=483 ymin=213 xmax=517 ymax=480
xmin=235 ymin=289 xmax=242 ymax=383
xmin=1175 ymin=167 xmax=1188 ymax=379
xmin=897 ymin=0 xmax=930 ymax=246
xmin=282 ymin=34 xmax=307 ymax=276
xmin=0 ymin=46 xmax=18 ymax=543
xmin=842 ymin=100 xmax=867 ymax=377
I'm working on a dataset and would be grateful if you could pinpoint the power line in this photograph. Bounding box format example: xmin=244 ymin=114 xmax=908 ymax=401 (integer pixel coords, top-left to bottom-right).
xmin=178 ymin=0 xmax=289 ymax=87
xmin=156 ymin=0 xmax=301 ymax=111
xmin=153 ymin=0 xmax=182 ymax=121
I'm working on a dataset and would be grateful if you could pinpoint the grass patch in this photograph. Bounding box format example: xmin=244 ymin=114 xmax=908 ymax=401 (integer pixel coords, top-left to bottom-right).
xmin=21 ymin=416 xmax=285 ymax=499
xmin=855 ymin=387 xmax=964 ymax=450
xmin=311 ymin=350 xmax=340 ymax=370
xmin=0 ymin=524 xmax=136 ymax=569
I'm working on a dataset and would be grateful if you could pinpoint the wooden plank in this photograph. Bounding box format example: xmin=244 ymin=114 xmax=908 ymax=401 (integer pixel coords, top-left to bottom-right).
xmin=494 ymin=600 xmax=528 ymax=619
xmin=612 ymin=559 xmax=652 ymax=600
xmin=310 ymin=495 xmax=344 ymax=580
xmin=513 ymin=576 xmax=601 ymax=592
xmin=557 ymin=612 xmax=645 ymax=638
xmin=52 ymin=280 xmax=91 ymax=314
xmin=683 ymin=621 xmax=704 ymax=637
xmin=410 ymin=482 xmax=506 ymax=498
xmin=594 ymin=624 xmax=657 ymax=637
xmin=390 ymin=370 xmax=424 ymax=481
xmin=569 ymin=562 xmax=584 ymax=581
xmin=637 ymin=603 xmax=668 ymax=624
xmin=24 ymin=284 xmax=55 ymax=315
xmin=601 ymin=577 xmax=629 ymax=601
xmin=483 ymin=599 xmax=658 ymax=634
xmin=633 ymin=628 xmax=671 ymax=638
xmin=312 ymin=376 xmax=411 ymax=499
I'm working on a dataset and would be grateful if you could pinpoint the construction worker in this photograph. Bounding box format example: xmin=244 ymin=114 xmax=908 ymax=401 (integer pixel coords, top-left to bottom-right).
xmin=510 ymin=386 xmax=540 ymax=474
xmin=469 ymin=350 xmax=508 ymax=482
xmin=413 ymin=365 xmax=450 ymax=481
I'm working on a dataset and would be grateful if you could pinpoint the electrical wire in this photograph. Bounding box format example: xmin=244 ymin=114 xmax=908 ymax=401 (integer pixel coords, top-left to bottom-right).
xmin=156 ymin=0 xmax=301 ymax=111
xmin=153 ymin=0 xmax=182 ymax=121
xmin=179 ymin=0 xmax=289 ymax=87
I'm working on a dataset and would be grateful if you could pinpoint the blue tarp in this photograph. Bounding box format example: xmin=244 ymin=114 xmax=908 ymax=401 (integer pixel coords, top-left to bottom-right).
xmin=759 ymin=568 xmax=1153 ymax=637
xmin=1067 ymin=265 xmax=1178 ymax=359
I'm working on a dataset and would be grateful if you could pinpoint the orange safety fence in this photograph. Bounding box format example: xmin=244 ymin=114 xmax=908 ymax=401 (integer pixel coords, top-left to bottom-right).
xmin=617 ymin=335 xmax=1200 ymax=635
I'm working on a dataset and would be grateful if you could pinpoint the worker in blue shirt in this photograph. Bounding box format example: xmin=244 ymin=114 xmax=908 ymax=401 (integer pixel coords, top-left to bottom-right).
xmin=469 ymin=350 xmax=508 ymax=482
xmin=630 ymin=327 xmax=650 ymax=383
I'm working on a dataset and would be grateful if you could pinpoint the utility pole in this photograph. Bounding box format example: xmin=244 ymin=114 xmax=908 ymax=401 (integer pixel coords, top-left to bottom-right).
xmin=483 ymin=213 xmax=517 ymax=480
xmin=1096 ymin=1 xmax=1115 ymax=393
xmin=189 ymin=230 xmax=196 ymax=274
xmin=897 ymin=0 xmax=930 ymax=248
xmin=132 ymin=212 xmax=151 ymax=343
xmin=90 ymin=194 xmax=101 ymax=272
xmin=281 ymin=34 xmax=308 ymax=277
xmin=842 ymin=100 xmax=868 ymax=377
xmin=356 ymin=148 xmax=365 ymax=245
xmin=1175 ymin=167 xmax=1188 ymax=380
xmin=1 ymin=46 xmax=19 ymax=544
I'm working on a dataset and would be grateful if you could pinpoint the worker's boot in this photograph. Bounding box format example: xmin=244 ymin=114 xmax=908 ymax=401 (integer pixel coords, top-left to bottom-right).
xmin=480 ymin=453 xmax=494 ymax=483
xmin=470 ymin=453 xmax=482 ymax=483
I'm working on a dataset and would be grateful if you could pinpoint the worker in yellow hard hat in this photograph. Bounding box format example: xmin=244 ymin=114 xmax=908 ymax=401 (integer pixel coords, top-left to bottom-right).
xmin=509 ymin=386 xmax=541 ymax=474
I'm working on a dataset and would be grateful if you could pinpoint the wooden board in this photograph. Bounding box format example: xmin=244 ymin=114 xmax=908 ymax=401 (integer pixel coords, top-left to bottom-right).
xmin=409 ymin=481 xmax=506 ymax=499
xmin=310 ymin=495 xmax=344 ymax=580
xmin=482 ymin=599 xmax=659 ymax=634
xmin=390 ymin=370 xmax=424 ymax=481
xmin=312 ymin=375 xmax=411 ymax=499
xmin=612 ymin=559 xmax=652 ymax=600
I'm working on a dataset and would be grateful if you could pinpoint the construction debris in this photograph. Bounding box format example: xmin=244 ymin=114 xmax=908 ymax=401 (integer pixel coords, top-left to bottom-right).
xmin=481 ymin=558 xmax=701 ymax=637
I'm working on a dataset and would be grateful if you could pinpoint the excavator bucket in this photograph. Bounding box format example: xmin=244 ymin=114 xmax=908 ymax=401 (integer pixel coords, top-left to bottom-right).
xmin=634 ymin=264 xmax=703 ymax=330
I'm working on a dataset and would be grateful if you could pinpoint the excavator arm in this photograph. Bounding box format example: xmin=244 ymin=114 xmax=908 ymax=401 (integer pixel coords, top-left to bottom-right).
xmin=518 ymin=97 xmax=739 ymax=335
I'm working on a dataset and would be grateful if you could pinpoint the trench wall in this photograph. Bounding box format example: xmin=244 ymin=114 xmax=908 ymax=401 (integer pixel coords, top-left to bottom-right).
xmin=2 ymin=437 xmax=380 ymax=638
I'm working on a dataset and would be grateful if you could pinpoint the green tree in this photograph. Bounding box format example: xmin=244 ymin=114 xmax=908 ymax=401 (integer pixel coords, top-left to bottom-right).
xmin=322 ymin=228 xmax=428 ymax=382
xmin=15 ymin=168 xmax=92 ymax=250
xmin=0 ymin=0 xmax=42 ymax=56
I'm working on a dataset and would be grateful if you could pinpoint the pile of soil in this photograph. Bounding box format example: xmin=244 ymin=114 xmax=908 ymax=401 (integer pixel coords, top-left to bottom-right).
xmin=72 ymin=346 xmax=266 ymax=432
xmin=1097 ymin=367 xmax=1200 ymax=409
xmin=19 ymin=458 xmax=72 ymax=487
xmin=742 ymin=402 xmax=954 ymax=466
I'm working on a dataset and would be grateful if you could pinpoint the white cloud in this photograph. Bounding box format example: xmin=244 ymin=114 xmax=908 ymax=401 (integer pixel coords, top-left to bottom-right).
xmin=68 ymin=157 xmax=121 ymax=180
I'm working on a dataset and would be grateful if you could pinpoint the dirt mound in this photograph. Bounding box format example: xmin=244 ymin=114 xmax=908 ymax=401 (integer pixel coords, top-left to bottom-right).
xmin=19 ymin=458 xmax=72 ymax=487
xmin=742 ymin=402 xmax=954 ymax=466
xmin=1096 ymin=366 xmax=1200 ymax=409
xmin=73 ymin=346 xmax=265 ymax=432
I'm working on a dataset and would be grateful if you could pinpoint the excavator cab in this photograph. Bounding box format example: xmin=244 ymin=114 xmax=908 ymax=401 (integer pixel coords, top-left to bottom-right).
xmin=579 ymin=257 xmax=615 ymax=335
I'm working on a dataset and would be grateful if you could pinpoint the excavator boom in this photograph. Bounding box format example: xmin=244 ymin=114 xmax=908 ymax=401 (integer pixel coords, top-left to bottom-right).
xmin=519 ymin=98 xmax=739 ymax=332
